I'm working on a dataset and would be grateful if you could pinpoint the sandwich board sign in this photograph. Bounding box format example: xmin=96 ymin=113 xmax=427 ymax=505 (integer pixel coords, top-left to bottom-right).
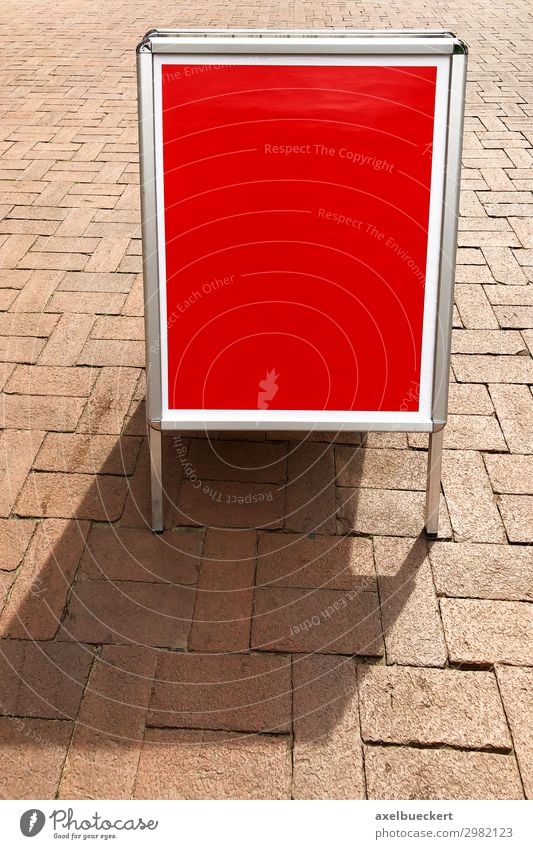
xmin=136 ymin=29 xmax=467 ymax=533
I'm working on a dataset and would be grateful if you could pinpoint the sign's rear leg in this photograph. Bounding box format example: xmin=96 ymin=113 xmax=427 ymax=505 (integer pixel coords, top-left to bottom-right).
xmin=425 ymin=428 xmax=444 ymax=537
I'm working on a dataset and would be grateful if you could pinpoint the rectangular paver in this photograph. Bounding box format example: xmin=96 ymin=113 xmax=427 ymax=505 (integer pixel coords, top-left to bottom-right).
xmin=147 ymin=652 xmax=292 ymax=734
xmin=441 ymin=598 xmax=533 ymax=665
xmin=135 ymin=729 xmax=292 ymax=800
xmin=358 ymin=666 xmax=511 ymax=750
xmin=365 ymin=746 xmax=523 ymax=800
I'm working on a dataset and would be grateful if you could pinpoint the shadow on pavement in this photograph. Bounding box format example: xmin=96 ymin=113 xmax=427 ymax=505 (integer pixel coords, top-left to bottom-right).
xmin=0 ymin=404 xmax=427 ymax=798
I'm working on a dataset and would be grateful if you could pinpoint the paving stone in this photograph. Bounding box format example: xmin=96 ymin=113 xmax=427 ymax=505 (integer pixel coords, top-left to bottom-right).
xmin=285 ymin=442 xmax=336 ymax=534
xmin=514 ymin=250 xmax=533 ymax=268
xmin=496 ymin=666 xmax=533 ymax=797
xmin=187 ymin=438 xmax=287 ymax=483
xmin=135 ymin=729 xmax=292 ymax=800
xmin=441 ymin=450 xmax=506 ymax=542
xmin=480 ymin=168 xmax=515 ymax=191
xmin=0 ymin=289 xmax=17 ymax=310
xmin=0 ymin=518 xmax=89 ymax=639
xmin=489 ymin=384 xmax=533 ymax=453
xmin=453 ymin=354 xmax=533 ymax=383
xmin=0 ymin=269 xmax=32 ymax=290
xmin=86 ymin=222 xmax=139 ymax=239
xmin=147 ymin=652 xmax=292 ymax=733
xmin=459 ymin=228 xmax=518 ymax=247
xmin=256 ymin=531 xmax=375 ymax=591
xmin=85 ymin=236 xmax=129 ymax=273
xmin=119 ymin=267 xmax=142 ymax=306
xmin=59 ymin=271 xmax=134 ymax=294
xmin=365 ymin=433 xmax=408 ymax=448
xmin=79 ymin=338 xmax=145 ymax=368
xmin=76 ymin=366 xmax=139 ymax=434
xmin=486 ymin=203 xmax=533 ymax=218
xmin=485 ymin=284 xmax=533 ymax=305
xmin=0 ymin=639 xmax=94 ymax=719
xmin=484 ymin=453 xmax=533 ymax=494
xmin=358 ymin=665 xmax=511 ymax=749
xmin=189 ymin=528 xmax=255 ymax=653
xmin=337 ymin=487 xmax=452 ymax=539
xmin=251 ymin=586 xmax=383 ymax=656
xmin=192 ymin=429 xmax=265 ymax=442
xmin=441 ymin=598 xmax=533 ymax=665
xmin=55 ymin=208 xmax=95 ymax=237
xmin=38 ymin=313 xmax=94 ymax=366
xmin=46 ymin=290 xmax=126 ymax=314
xmin=59 ymin=645 xmax=156 ymax=799
xmin=61 ymin=578 xmax=195 ymax=648
xmin=20 ymin=251 xmax=88 ymax=272
xmin=460 ymin=190 xmax=485 ymax=218
xmin=0 ymin=363 xmax=15 ymax=392
xmin=0 ymin=518 xmax=36 ymax=570
xmin=34 ymin=432 xmax=141 ymax=475
xmin=423 ymin=414 xmax=507 ymax=451
xmin=0 ymin=234 xmax=36 ymax=269
xmin=495 ymin=305 xmax=533 ymax=328
xmin=292 ymin=654 xmax=364 ymax=799
xmin=5 ymin=364 xmax=96 ymax=396
xmin=430 ymin=541 xmax=533 ymax=601
xmin=482 ymin=246 xmax=528 ymax=284
xmin=498 ymin=495 xmax=533 ymax=542
xmin=0 ymin=312 xmax=58 ymax=337
xmin=0 ymin=571 xmax=16 ymax=614
xmin=91 ymin=316 xmax=144 ymax=339
xmin=177 ymin=479 xmax=285 ymax=530
xmin=451 ymin=328 xmax=526 ymax=354
xmin=454 ymin=284 xmax=498 ymax=328
xmin=509 ymin=217 xmax=533 ymax=248
xmin=79 ymin=525 xmax=203 ymax=584
xmin=365 ymin=746 xmax=523 ymax=800
xmin=15 ymin=471 xmax=128 ymax=521
xmin=374 ymin=536 xmax=447 ymax=667
xmin=0 ymin=717 xmax=73 ymax=799
xmin=0 ymin=335 xmax=46 ymax=363
xmin=0 ymin=393 xmax=84 ymax=431
xmin=0 ymin=429 xmax=44 ymax=517
xmin=335 ymin=446 xmax=426 ymax=489
xmin=267 ymin=430 xmax=362 ymax=445
xmin=447 ymin=383 xmax=495 ymax=415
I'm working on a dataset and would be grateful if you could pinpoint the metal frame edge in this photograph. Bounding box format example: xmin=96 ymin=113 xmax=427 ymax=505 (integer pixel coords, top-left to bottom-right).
xmin=431 ymin=49 xmax=468 ymax=429
xmin=137 ymin=47 xmax=162 ymax=426
xmin=137 ymin=30 xmax=467 ymax=435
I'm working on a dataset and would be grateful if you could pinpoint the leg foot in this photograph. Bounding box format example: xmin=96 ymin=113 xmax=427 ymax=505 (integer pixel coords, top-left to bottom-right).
xmin=149 ymin=424 xmax=163 ymax=532
xmin=425 ymin=428 xmax=444 ymax=538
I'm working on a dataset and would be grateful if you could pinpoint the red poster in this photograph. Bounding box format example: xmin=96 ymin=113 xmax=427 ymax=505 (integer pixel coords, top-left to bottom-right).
xmin=161 ymin=63 xmax=436 ymax=412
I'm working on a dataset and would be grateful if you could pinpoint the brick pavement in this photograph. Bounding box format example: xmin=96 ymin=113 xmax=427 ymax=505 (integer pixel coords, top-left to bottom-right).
xmin=0 ymin=0 xmax=532 ymax=800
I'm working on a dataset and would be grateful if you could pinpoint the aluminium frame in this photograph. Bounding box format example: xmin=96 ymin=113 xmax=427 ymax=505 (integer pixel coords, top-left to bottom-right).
xmin=136 ymin=29 xmax=467 ymax=535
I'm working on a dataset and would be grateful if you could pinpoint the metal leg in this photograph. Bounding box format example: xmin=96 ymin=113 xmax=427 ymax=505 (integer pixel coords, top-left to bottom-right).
xmin=149 ymin=424 xmax=163 ymax=532
xmin=425 ymin=428 xmax=444 ymax=538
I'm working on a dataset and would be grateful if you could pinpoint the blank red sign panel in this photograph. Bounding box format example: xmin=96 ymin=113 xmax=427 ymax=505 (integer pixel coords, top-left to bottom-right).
xmin=161 ymin=63 xmax=437 ymax=412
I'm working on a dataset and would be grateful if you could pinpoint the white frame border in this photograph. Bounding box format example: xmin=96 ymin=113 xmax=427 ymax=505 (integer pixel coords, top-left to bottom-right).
xmin=151 ymin=51 xmax=451 ymax=433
